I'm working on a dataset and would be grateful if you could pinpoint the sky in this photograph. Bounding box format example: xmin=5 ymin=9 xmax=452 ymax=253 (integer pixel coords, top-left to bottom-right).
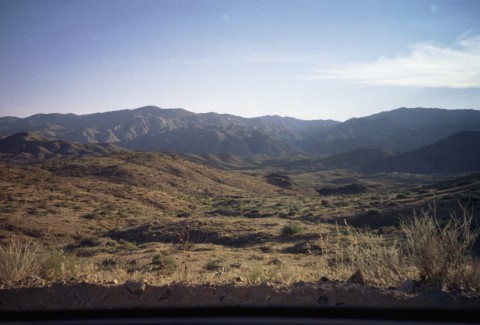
xmin=0 ymin=0 xmax=479 ymax=121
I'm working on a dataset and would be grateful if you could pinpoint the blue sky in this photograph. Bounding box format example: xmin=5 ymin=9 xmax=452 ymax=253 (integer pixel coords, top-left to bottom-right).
xmin=1 ymin=0 xmax=479 ymax=121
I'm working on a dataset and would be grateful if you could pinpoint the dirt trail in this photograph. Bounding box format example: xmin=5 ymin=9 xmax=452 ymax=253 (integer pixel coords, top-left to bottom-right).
xmin=1 ymin=281 xmax=479 ymax=311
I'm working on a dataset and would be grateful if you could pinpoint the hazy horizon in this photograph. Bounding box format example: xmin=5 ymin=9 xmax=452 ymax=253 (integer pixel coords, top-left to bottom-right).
xmin=2 ymin=105 xmax=480 ymax=123
xmin=1 ymin=0 xmax=479 ymax=121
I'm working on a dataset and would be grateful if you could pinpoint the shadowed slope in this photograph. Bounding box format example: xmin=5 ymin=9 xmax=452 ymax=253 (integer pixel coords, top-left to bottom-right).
xmin=0 ymin=132 xmax=123 ymax=162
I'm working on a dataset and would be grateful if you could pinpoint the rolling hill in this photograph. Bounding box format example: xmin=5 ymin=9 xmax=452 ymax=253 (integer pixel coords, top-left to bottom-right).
xmin=0 ymin=132 xmax=123 ymax=163
xmin=368 ymin=131 xmax=480 ymax=174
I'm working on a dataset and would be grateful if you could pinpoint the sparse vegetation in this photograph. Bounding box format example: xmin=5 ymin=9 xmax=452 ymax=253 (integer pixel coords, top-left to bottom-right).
xmin=401 ymin=206 xmax=480 ymax=290
xmin=151 ymin=252 xmax=177 ymax=273
xmin=1 ymin=149 xmax=480 ymax=296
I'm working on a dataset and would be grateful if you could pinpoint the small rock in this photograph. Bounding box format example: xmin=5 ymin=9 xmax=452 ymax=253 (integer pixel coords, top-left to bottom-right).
xmin=319 ymin=276 xmax=330 ymax=282
xmin=293 ymin=280 xmax=306 ymax=286
xmin=400 ymin=279 xmax=417 ymax=293
xmin=235 ymin=276 xmax=245 ymax=283
xmin=125 ymin=280 xmax=147 ymax=295
xmin=26 ymin=275 xmax=42 ymax=282
xmin=108 ymin=279 xmax=118 ymax=285
xmin=346 ymin=270 xmax=365 ymax=286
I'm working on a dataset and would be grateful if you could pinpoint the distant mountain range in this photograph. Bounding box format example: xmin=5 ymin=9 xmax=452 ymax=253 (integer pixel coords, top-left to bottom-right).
xmin=0 ymin=106 xmax=336 ymax=157
xmin=308 ymin=107 xmax=480 ymax=155
xmin=1 ymin=106 xmax=480 ymax=159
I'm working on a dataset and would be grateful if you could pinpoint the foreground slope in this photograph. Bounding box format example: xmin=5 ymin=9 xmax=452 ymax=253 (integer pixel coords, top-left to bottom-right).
xmin=0 ymin=150 xmax=287 ymax=241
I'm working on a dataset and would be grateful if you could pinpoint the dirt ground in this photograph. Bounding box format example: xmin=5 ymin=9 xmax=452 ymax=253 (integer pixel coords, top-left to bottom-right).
xmin=1 ymin=280 xmax=479 ymax=311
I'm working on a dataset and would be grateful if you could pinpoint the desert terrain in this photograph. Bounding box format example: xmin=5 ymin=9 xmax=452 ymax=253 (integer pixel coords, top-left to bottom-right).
xmin=1 ymin=107 xmax=480 ymax=311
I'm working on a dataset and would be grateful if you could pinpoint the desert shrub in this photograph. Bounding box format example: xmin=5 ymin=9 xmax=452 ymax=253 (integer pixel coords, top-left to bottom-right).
xmin=401 ymin=206 xmax=480 ymax=290
xmin=101 ymin=258 xmax=119 ymax=270
xmin=246 ymin=265 xmax=266 ymax=283
xmin=246 ymin=263 xmax=290 ymax=284
xmin=118 ymin=239 xmax=138 ymax=251
xmin=82 ymin=213 xmax=96 ymax=220
xmin=268 ymin=257 xmax=283 ymax=265
xmin=39 ymin=247 xmax=79 ymax=280
xmin=151 ymin=252 xmax=177 ymax=273
xmin=204 ymin=259 xmax=223 ymax=271
xmin=281 ymin=222 xmax=304 ymax=236
xmin=0 ymin=238 xmax=80 ymax=281
xmin=78 ymin=236 xmax=101 ymax=247
xmin=229 ymin=262 xmax=242 ymax=269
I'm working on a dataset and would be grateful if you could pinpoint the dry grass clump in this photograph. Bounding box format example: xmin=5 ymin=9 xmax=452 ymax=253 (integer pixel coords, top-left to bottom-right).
xmin=401 ymin=206 xmax=480 ymax=290
xmin=151 ymin=252 xmax=177 ymax=273
xmin=322 ymin=205 xmax=480 ymax=290
xmin=323 ymin=222 xmax=415 ymax=287
xmin=0 ymin=237 xmax=80 ymax=282
xmin=245 ymin=263 xmax=291 ymax=284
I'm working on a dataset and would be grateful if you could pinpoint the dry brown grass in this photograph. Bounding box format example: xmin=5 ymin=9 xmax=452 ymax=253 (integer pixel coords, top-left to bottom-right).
xmin=401 ymin=205 xmax=480 ymax=290
xmin=0 ymin=237 xmax=81 ymax=282
xmin=319 ymin=222 xmax=416 ymax=287
xmin=0 ymin=238 xmax=44 ymax=281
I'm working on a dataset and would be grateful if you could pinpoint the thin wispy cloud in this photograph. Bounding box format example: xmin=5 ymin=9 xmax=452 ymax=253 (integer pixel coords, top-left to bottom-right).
xmin=309 ymin=35 xmax=480 ymax=88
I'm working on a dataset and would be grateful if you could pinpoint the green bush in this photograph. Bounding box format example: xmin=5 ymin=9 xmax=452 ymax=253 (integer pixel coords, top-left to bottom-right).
xmin=151 ymin=252 xmax=177 ymax=273
xmin=281 ymin=222 xmax=304 ymax=236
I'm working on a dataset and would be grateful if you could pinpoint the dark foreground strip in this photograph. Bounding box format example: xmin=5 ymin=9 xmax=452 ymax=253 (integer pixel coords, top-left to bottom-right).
xmin=1 ymin=307 xmax=479 ymax=325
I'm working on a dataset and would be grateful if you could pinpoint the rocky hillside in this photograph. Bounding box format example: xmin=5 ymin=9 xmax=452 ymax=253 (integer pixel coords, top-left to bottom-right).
xmin=0 ymin=132 xmax=123 ymax=163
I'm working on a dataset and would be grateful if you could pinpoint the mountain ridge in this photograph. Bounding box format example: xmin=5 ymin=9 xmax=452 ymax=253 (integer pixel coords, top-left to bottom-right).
xmin=1 ymin=106 xmax=479 ymax=157
xmin=368 ymin=131 xmax=480 ymax=174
